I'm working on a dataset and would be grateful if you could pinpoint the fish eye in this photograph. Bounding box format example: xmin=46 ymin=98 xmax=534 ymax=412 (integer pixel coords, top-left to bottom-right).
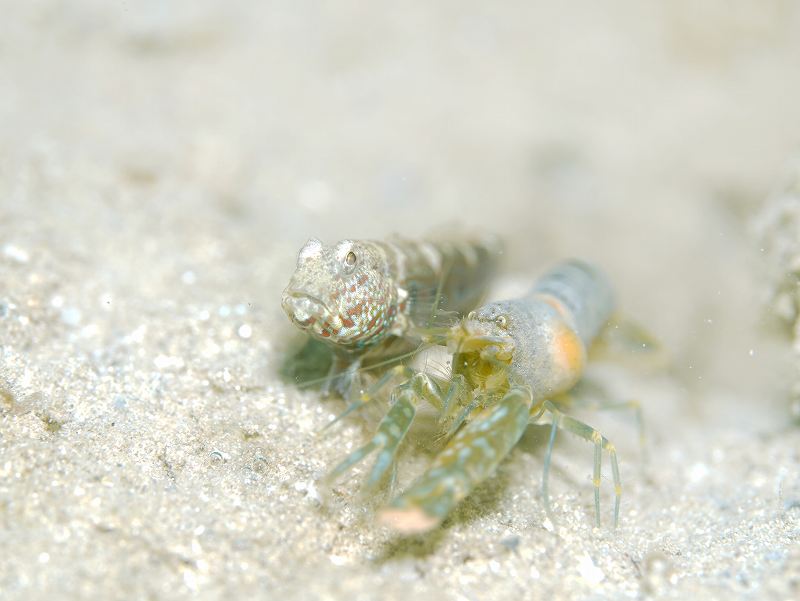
xmin=495 ymin=315 xmax=507 ymax=328
xmin=344 ymin=251 xmax=357 ymax=268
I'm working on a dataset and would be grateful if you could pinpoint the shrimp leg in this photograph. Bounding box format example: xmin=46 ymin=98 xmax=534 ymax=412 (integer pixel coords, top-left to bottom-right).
xmin=379 ymin=386 xmax=533 ymax=534
xmin=325 ymin=373 xmax=468 ymax=493
xmin=576 ymin=397 xmax=646 ymax=465
xmin=322 ymin=364 xmax=414 ymax=431
xmin=539 ymin=400 xmax=621 ymax=528
xmin=566 ymin=382 xmax=647 ymax=462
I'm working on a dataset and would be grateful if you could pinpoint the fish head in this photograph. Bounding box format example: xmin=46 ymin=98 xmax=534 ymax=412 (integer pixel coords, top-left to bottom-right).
xmin=282 ymin=238 xmax=397 ymax=348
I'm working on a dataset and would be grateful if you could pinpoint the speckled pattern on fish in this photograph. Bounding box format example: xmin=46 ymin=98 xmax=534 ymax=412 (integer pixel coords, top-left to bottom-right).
xmin=281 ymin=236 xmax=501 ymax=351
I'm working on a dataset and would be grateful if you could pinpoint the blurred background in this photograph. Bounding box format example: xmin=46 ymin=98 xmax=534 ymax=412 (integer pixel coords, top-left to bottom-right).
xmin=4 ymin=0 xmax=798 ymax=396
xmin=1 ymin=2 xmax=799 ymax=599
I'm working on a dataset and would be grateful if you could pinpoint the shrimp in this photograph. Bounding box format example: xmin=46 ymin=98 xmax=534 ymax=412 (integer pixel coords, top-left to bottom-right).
xmin=326 ymin=259 xmax=623 ymax=533
xmin=281 ymin=235 xmax=500 ymax=397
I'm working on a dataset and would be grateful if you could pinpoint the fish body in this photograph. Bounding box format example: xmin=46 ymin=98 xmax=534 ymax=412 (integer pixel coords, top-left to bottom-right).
xmin=282 ymin=236 xmax=501 ymax=352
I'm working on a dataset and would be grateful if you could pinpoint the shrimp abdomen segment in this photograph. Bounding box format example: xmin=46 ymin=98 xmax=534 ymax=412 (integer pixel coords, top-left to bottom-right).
xmin=530 ymin=259 xmax=614 ymax=347
xmin=502 ymin=261 xmax=614 ymax=398
xmin=378 ymin=386 xmax=532 ymax=534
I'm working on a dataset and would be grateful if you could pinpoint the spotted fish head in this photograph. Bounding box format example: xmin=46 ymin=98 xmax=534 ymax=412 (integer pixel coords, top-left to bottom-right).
xmin=282 ymin=238 xmax=399 ymax=348
xmin=449 ymin=301 xmax=517 ymax=391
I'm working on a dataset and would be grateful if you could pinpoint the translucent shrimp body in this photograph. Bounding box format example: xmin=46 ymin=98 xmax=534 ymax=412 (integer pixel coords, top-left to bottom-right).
xmin=326 ymin=260 xmax=621 ymax=533
xmin=453 ymin=259 xmax=614 ymax=398
xmin=380 ymin=260 xmax=616 ymax=532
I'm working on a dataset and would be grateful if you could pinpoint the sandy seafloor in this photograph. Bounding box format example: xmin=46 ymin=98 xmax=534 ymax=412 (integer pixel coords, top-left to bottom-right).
xmin=1 ymin=2 xmax=800 ymax=600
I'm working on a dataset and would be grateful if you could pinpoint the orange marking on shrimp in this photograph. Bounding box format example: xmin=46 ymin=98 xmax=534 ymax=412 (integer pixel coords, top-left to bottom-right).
xmin=536 ymin=293 xmax=572 ymax=322
xmin=550 ymin=322 xmax=586 ymax=380
xmin=378 ymin=507 xmax=439 ymax=533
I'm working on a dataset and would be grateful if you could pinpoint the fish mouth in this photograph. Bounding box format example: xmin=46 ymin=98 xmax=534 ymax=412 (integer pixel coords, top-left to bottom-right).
xmin=281 ymin=290 xmax=332 ymax=330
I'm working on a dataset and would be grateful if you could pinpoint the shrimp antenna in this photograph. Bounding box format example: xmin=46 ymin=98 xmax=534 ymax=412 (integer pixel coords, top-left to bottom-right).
xmin=293 ymin=342 xmax=434 ymax=390
xmin=426 ymin=256 xmax=452 ymax=328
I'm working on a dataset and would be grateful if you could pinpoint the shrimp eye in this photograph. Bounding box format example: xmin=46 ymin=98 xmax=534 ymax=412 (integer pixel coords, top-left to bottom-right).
xmin=495 ymin=315 xmax=507 ymax=329
xmin=345 ymin=251 xmax=357 ymax=267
